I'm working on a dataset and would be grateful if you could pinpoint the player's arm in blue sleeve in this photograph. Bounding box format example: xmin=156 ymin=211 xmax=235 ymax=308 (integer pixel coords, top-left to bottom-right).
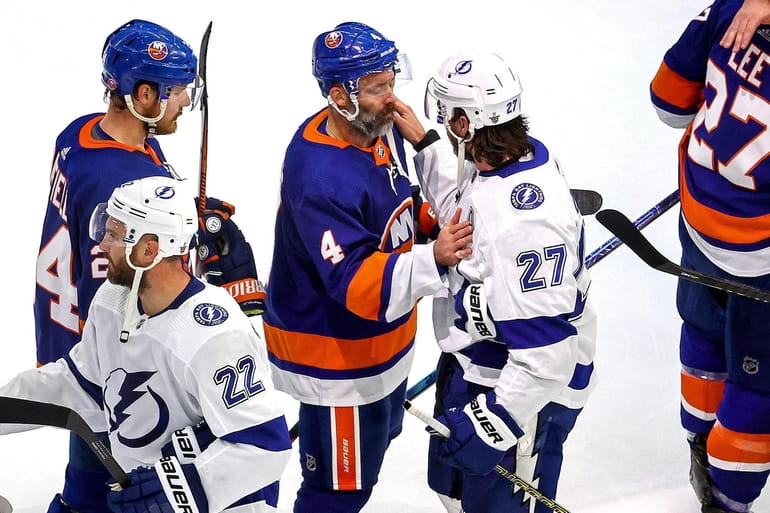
xmin=650 ymin=3 xmax=728 ymax=127
xmin=287 ymin=177 xmax=447 ymax=323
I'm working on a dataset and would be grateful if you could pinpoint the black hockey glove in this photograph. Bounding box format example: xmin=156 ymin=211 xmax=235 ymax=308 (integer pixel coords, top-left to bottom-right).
xmin=196 ymin=197 xmax=266 ymax=316
xmin=411 ymin=185 xmax=440 ymax=243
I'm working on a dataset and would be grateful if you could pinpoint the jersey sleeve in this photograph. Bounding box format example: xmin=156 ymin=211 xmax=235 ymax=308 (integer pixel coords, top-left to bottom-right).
xmin=650 ymin=3 xmax=727 ymax=127
xmin=184 ymin=326 xmax=291 ymax=511
xmin=284 ymin=170 xmax=445 ymax=323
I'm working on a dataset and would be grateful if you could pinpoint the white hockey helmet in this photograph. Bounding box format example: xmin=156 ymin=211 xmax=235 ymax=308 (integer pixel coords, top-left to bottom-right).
xmin=90 ymin=175 xmax=197 ymax=261
xmin=424 ymin=51 xmax=523 ymax=130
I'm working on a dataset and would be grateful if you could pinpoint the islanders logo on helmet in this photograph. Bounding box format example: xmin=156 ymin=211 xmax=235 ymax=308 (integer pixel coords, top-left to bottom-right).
xmin=325 ymin=31 xmax=343 ymax=49
xmin=147 ymin=40 xmax=169 ymax=61
xmin=511 ymin=183 xmax=545 ymax=210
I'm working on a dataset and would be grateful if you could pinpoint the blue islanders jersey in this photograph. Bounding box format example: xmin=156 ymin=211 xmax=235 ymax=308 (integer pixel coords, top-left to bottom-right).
xmin=34 ymin=113 xmax=173 ymax=364
xmin=263 ymin=110 xmax=447 ymax=406
xmin=651 ymin=0 xmax=770 ymax=276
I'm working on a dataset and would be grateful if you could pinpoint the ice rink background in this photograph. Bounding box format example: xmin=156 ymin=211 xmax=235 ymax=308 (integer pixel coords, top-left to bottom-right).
xmin=1 ymin=0 xmax=769 ymax=511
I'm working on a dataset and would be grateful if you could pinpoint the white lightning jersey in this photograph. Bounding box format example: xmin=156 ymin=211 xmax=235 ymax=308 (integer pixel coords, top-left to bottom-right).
xmin=0 ymin=277 xmax=291 ymax=512
xmin=414 ymin=130 xmax=597 ymax=428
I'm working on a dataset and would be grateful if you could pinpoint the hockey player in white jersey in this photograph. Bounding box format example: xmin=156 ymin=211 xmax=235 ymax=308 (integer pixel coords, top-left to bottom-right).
xmin=394 ymin=52 xmax=597 ymax=513
xmin=0 ymin=176 xmax=291 ymax=512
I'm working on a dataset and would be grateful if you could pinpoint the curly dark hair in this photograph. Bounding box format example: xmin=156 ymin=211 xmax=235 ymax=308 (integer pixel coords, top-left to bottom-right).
xmin=454 ymin=111 xmax=533 ymax=168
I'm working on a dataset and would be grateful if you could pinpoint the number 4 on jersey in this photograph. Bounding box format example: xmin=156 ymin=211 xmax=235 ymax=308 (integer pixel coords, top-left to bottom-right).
xmin=321 ymin=229 xmax=345 ymax=264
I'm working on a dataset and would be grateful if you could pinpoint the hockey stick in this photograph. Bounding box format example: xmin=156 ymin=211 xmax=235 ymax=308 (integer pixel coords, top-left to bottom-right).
xmin=400 ymin=191 xmax=680 ymax=402
xmin=196 ymin=21 xmax=213 ymax=216
xmin=585 ymin=189 xmax=679 ymax=267
xmin=404 ymin=400 xmax=570 ymax=513
xmin=570 ymin=188 xmax=603 ymax=216
xmin=0 ymin=494 xmax=11 ymax=513
xmin=595 ymin=209 xmax=770 ymax=303
xmin=0 ymin=397 xmax=130 ymax=488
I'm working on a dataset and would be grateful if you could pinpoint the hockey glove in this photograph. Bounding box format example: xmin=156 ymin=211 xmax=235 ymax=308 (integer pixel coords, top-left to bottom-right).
xmin=196 ymin=197 xmax=266 ymax=316
xmin=411 ymin=185 xmax=440 ymax=244
xmin=161 ymin=421 xmax=216 ymax=464
xmin=435 ymin=391 xmax=522 ymax=475
xmin=107 ymin=456 xmax=208 ymax=513
xmin=454 ymin=282 xmax=498 ymax=341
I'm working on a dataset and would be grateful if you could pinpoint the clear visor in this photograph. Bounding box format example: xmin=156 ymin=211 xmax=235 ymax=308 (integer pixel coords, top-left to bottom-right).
xmin=89 ymin=203 xmax=128 ymax=247
xmin=357 ymin=53 xmax=413 ymax=98
xmin=424 ymin=79 xmax=450 ymax=125
xmin=165 ymin=75 xmax=205 ymax=112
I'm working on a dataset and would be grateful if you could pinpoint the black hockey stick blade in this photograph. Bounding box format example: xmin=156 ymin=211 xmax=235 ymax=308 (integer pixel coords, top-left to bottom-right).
xmin=570 ymin=188 xmax=603 ymax=216
xmin=596 ymin=209 xmax=770 ymax=303
xmin=197 ymin=21 xmax=212 ymax=216
xmin=0 ymin=397 xmax=130 ymax=488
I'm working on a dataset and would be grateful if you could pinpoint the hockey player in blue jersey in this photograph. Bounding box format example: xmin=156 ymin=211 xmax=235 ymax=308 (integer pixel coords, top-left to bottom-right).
xmin=3 ymin=176 xmax=291 ymax=513
xmin=393 ymin=52 xmax=597 ymax=513
xmin=33 ymin=19 xmax=201 ymax=513
xmin=651 ymin=1 xmax=770 ymax=511
xmin=261 ymin=21 xmax=473 ymax=513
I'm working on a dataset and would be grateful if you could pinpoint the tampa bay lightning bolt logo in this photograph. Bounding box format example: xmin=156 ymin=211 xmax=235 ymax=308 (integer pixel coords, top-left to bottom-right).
xmin=154 ymin=185 xmax=176 ymax=200
xmin=105 ymin=369 xmax=170 ymax=448
xmin=194 ymin=303 xmax=229 ymax=326
xmin=510 ymin=183 xmax=545 ymax=210
xmin=455 ymin=60 xmax=473 ymax=74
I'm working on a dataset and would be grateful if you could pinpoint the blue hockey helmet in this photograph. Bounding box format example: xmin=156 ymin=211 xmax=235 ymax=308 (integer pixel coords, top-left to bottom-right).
xmin=101 ymin=19 xmax=198 ymax=102
xmin=312 ymin=22 xmax=402 ymax=97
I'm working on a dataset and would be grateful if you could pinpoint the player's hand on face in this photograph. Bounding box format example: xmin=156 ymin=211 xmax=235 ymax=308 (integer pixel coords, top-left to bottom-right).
xmin=393 ymin=97 xmax=427 ymax=145
xmin=433 ymin=208 xmax=472 ymax=267
xmin=720 ymin=0 xmax=770 ymax=53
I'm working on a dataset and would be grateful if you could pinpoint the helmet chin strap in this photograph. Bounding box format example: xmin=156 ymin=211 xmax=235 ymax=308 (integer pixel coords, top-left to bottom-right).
xmin=123 ymin=95 xmax=168 ymax=138
xmin=447 ymin=123 xmax=476 ymax=193
xmin=328 ymin=93 xmax=360 ymax=121
xmin=119 ymin=246 xmax=164 ymax=343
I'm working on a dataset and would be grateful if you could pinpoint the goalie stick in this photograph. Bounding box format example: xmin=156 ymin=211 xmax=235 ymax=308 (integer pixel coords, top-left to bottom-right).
xmin=196 ymin=21 xmax=212 ymax=216
xmin=0 ymin=397 xmax=130 ymax=489
xmin=404 ymin=400 xmax=570 ymax=513
xmin=596 ymin=208 xmax=770 ymax=303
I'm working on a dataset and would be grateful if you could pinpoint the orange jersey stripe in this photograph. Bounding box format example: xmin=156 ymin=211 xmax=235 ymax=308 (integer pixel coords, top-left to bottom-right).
xmin=346 ymin=252 xmax=391 ymax=320
xmin=681 ymin=370 xmax=725 ymax=414
xmin=651 ymin=61 xmax=704 ymax=110
xmin=332 ymin=406 xmax=360 ymax=490
xmin=679 ymin=128 xmax=770 ymax=244
xmin=709 ymin=421 xmax=770 ymax=464
xmin=263 ymin=310 xmax=416 ymax=370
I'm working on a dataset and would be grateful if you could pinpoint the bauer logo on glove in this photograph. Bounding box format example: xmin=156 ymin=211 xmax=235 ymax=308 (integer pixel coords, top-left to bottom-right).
xmin=196 ymin=197 xmax=267 ymax=316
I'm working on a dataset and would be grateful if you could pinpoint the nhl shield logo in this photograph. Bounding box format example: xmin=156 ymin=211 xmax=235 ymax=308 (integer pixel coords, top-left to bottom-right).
xmin=743 ymin=356 xmax=759 ymax=375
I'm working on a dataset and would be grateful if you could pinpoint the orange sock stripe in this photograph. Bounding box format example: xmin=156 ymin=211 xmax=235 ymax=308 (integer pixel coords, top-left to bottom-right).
xmin=681 ymin=370 xmax=725 ymax=414
xmin=332 ymin=406 xmax=360 ymax=490
xmin=709 ymin=422 xmax=770 ymax=465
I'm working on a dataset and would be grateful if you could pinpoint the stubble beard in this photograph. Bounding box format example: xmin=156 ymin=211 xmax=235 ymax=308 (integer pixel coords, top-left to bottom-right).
xmin=350 ymin=104 xmax=394 ymax=139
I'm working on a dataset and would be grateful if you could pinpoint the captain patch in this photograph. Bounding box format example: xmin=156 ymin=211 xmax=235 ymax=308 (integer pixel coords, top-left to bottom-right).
xmin=193 ymin=303 xmax=229 ymax=326
xmin=510 ymin=183 xmax=544 ymax=210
